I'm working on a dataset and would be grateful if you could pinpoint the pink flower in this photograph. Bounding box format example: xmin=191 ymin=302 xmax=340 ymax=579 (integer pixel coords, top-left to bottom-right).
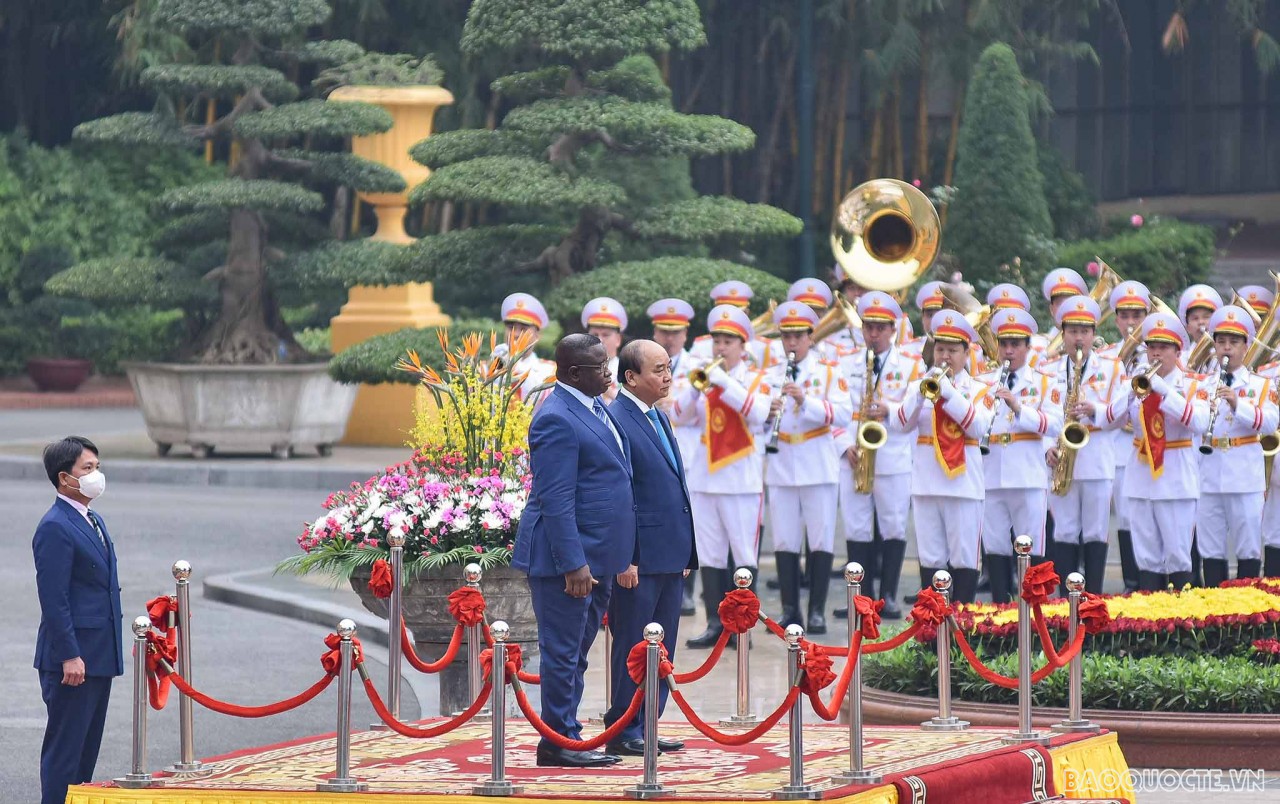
xmin=1130 ymin=214 xmax=1144 ymax=228
xmin=1086 ymin=261 xmax=1099 ymax=276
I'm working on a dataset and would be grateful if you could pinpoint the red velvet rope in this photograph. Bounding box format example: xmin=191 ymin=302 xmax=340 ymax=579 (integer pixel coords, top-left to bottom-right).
xmin=806 ymin=632 xmax=862 ymax=721
xmin=170 ymin=671 xmax=336 ymax=717
xmin=669 ymin=685 xmax=802 ymax=745
xmin=718 ymin=589 xmax=761 ymax=634
xmin=761 ymin=615 xmax=787 ymax=639
xmin=363 ymin=673 xmax=492 ymax=737
xmin=672 ymin=629 xmax=731 ymax=684
xmin=368 ymin=559 xmax=393 ymax=599
xmin=950 ymin=622 xmax=1085 ymax=689
xmin=862 ymin=621 xmax=922 ymax=653
xmin=1030 ymin=603 xmax=1096 ymax=668
xmin=142 ymin=630 xmax=175 ymax=710
xmin=401 ymin=620 xmax=464 ymax=674
xmin=513 ymin=684 xmax=644 ymax=751
xmin=480 ymin=643 xmax=524 ymax=683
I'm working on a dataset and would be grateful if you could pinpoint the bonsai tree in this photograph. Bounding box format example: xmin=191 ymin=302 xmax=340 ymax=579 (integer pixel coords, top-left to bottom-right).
xmin=945 ymin=42 xmax=1053 ymax=292
xmin=319 ymin=0 xmax=801 ymax=365
xmin=45 ymin=0 xmax=424 ymax=364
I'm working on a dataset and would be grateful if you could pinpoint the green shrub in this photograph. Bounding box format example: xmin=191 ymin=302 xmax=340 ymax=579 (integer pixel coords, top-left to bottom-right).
xmin=1038 ymin=142 xmax=1099 ymax=241
xmin=862 ymin=637 xmax=1280 ymax=713
xmin=945 ymin=43 xmax=1053 ymax=286
xmin=295 ymin=327 xmax=332 ymax=355
xmin=545 ymin=258 xmax=789 ymax=336
xmin=329 ymin=318 xmax=505 ymax=385
xmin=61 ymin=308 xmax=186 ymax=375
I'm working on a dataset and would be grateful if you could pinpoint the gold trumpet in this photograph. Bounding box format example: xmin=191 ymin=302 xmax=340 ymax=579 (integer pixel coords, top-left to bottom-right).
xmin=688 ymin=357 xmax=725 ymax=392
xmin=920 ymin=366 xmax=953 ymax=401
xmin=1131 ymin=360 xmax=1164 ymax=397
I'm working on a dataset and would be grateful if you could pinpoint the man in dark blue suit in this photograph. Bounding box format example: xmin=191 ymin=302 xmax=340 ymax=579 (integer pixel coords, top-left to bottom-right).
xmin=33 ymin=436 xmax=123 ymax=804
xmin=604 ymin=340 xmax=697 ymax=757
xmin=513 ymin=333 xmax=636 ymax=768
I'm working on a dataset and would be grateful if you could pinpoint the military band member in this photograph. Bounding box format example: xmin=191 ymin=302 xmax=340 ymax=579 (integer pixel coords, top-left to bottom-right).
xmin=1107 ymin=314 xmax=1211 ymax=591
xmin=1041 ymin=268 xmax=1090 ymax=351
xmin=987 ymin=283 xmax=1046 ymax=368
xmin=582 ymin=297 xmax=626 ymax=402
xmin=979 ymin=309 xmax=1062 ymax=603
xmin=763 ymin=302 xmax=853 ymax=633
xmin=648 ymin=297 xmax=699 ymax=615
xmin=786 ymin=278 xmax=841 ymax=360
xmin=898 ymin=281 xmax=947 ymax=360
xmin=833 ymin=292 xmax=921 ymax=619
xmin=834 ymin=264 xmax=913 ymax=346
xmin=1259 ymin=357 xmax=1280 ymax=577
xmin=1237 ymin=284 xmax=1275 ymax=320
xmin=672 ymin=305 xmax=773 ymax=647
xmin=890 ymin=313 xmax=994 ymax=604
xmin=1044 ymin=295 xmax=1128 ymax=595
xmin=1197 ymin=306 xmax=1277 ymax=584
xmin=501 ymin=293 xmax=557 ymax=405
xmin=1099 ymin=281 xmax=1154 ymax=592
xmin=1178 ymin=284 xmax=1222 ymax=343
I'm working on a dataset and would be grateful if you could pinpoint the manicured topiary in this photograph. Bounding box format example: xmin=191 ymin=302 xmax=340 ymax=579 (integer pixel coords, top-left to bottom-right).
xmin=46 ymin=0 xmax=411 ymax=364
xmin=946 ymin=43 xmax=1053 ymax=288
xmin=336 ymin=2 xmax=801 ymax=338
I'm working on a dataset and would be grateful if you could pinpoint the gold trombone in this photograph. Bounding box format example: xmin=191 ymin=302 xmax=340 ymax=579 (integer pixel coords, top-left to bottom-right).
xmin=811 ymin=294 xmax=862 ymax=346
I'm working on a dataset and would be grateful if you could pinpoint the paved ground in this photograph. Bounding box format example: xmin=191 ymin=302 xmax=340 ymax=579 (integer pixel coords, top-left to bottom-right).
xmin=4 ymin=408 xmax=1280 ymax=803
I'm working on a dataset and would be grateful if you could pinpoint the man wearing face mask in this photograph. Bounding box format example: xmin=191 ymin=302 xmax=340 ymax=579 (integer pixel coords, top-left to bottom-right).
xmin=33 ymin=436 xmax=122 ymax=804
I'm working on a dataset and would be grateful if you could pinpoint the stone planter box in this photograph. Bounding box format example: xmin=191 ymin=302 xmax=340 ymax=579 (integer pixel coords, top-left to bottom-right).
xmin=351 ymin=563 xmax=538 ymax=715
xmin=27 ymin=358 xmax=93 ymax=392
xmin=860 ymin=687 xmax=1280 ymax=770
xmin=124 ymin=361 xmax=356 ymax=459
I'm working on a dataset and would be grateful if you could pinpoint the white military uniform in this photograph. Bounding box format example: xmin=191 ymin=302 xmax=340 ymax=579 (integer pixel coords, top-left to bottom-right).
xmin=1258 ymin=360 xmax=1280 ymax=555
xmin=764 ymin=352 xmax=853 ymax=553
xmin=1197 ymin=363 xmax=1278 ymax=562
xmin=666 ymin=348 xmax=700 ymax=463
xmin=513 ymin=353 xmax=556 ymax=405
xmin=673 ymin=360 xmax=772 ymax=568
xmin=892 ymin=369 xmax=994 ymax=571
xmin=1044 ymin=350 xmax=1129 ymax=545
xmin=1096 ymin=341 xmax=1142 ymax=530
xmin=833 ymin=346 xmax=921 ymax=544
xmin=1110 ymin=367 xmax=1211 ymax=575
xmin=980 ymin=363 xmax=1062 ymax=556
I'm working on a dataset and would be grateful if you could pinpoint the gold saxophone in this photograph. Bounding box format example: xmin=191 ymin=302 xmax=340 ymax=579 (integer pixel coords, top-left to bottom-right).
xmin=1051 ymin=348 xmax=1091 ymax=497
xmin=853 ymin=350 xmax=887 ymax=493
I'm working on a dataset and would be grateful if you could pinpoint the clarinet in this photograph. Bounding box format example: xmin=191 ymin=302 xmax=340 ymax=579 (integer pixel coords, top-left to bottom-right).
xmin=765 ymin=352 xmax=799 ymax=454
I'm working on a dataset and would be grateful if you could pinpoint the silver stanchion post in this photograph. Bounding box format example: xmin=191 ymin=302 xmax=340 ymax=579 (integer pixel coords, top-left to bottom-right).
xmin=1004 ymin=536 xmax=1051 ymax=744
xmin=625 ymin=623 xmax=669 ymax=799
xmin=166 ymin=560 xmax=210 ymax=776
xmin=720 ymin=568 xmax=759 ymax=726
xmin=835 ymin=563 xmax=881 ymax=784
xmin=921 ymin=570 xmax=969 ymax=731
xmin=1053 ymin=572 xmax=1099 ymax=733
xmin=115 ymin=617 xmax=165 ymax=789
xmin=317 ymin=619 xmax=368 ymax=793
xmin=458 ymin=562 xmax=492 ymax=721
xmin=372 ymin=533 xmax=405 ymax=730
xmin=475 ymin=621 xmax=523 ymax=795
xmin=599 ymin=618 xmax=613 ymax=720
xmin=773 ymin=624 xmax=820 ymax=800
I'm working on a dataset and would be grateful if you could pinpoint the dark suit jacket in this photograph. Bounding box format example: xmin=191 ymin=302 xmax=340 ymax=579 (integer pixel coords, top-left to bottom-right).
xmin=33 ymin=498 xmax=123 ymax=678
xmin=610 ymin=393 xmax=697 ymax=575
xmin=513 ymin=384 xmax=636 ymax=578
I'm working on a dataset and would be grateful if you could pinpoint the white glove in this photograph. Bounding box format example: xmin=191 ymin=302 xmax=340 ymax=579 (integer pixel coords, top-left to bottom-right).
xmin=707 ymin=366 xmax=731 ymax=388
xmin=937 ymin=373 xmax=956 ymax=400
xmin=1149 ymin=374 xmax=1171 ymax=398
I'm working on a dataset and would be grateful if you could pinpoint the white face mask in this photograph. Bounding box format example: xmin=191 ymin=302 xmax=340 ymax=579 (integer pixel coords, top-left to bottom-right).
xmin=68 ymin=469 xmax=106 ymax=500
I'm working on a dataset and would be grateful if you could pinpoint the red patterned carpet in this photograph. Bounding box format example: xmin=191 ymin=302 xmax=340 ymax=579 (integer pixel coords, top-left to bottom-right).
xmin=76 ymin=721 xmax=1123 ymax=803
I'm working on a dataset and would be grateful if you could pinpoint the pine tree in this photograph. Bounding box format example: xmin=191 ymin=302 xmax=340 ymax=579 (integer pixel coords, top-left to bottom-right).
xmin=46 ymin=0 xmax=410 ymax=364
xmin=945 ymin=42 xmax=1052 ymax=289
xmin=329 ymin=0 xmax=801 ymax=330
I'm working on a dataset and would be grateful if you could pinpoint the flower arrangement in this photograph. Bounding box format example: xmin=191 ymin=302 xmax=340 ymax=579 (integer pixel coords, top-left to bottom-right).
xmin=279 ymin=330 xmax=540 ymax=578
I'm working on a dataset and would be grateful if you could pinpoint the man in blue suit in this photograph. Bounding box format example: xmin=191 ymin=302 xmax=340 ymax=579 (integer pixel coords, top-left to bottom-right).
xmin=604 ymin=340 xmax=697 ymax=757
xmin=513 ymin=333 xmax=636 ymax=768
xmin=33 ymin=436 xmax=123 ymax=804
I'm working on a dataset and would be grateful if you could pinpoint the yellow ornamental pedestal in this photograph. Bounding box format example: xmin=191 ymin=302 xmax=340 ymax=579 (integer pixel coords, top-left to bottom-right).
xmin=328 ymin=85 xmax=453 ymax=446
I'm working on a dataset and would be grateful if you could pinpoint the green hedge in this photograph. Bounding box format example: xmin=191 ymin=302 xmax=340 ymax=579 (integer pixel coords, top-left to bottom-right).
xmin=328 ymin=317 xmax=562 ymax=385
xmin=1055 ymin=218 xmax=1215 ymax=311
xmin=862 ymin=635 xmax=1280 ymax=714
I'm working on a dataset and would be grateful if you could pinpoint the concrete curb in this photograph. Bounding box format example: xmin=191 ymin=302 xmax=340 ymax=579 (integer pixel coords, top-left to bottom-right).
xmin=0 ymin=455 xmax=376 ymax=491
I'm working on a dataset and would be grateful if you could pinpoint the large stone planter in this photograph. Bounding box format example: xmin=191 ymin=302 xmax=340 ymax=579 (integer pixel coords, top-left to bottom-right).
xmin=124 ymin=361 xmax=357 ymax=459
xmin=860 ymin=687 xmax=1280 ymax=770
xmin=351 ymin=563 xmax=538 ymax=715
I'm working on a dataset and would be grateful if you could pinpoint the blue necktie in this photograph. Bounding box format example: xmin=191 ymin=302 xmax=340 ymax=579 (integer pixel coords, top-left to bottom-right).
xmin=87 ymin=510 xmax=107 ymax=549
xmin=592 ymin=399 xmax=622 ymax=452
xmin=646 ymin=408 xmax=678 ymax=469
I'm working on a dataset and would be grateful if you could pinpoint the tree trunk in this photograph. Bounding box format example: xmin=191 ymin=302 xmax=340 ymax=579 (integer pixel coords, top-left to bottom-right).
xmin=943 ymin=85 xmax=965 ymax=187
xmin=890 ymin=78 xmax=904 ymax=179
xmin=545 ymin=205 xmax=611 ymax=285
xmin=867 ymin=101 xmax=884 ymax=179
xmin=915 ymin=40 xmax=931 ymax=182
xmin=756 ymin=50 xmax=796 ymax=203
xmin=830 ymin=48 xmax=853 ymax=211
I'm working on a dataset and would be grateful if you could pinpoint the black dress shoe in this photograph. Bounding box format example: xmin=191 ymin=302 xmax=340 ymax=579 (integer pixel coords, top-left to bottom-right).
xmin=833 ymin=607 xmax=848 ymax=619
xmin=537 ymin=746 xmax=621 ymax=767
xmin=880 ymin=598 xmax=903 ymax=620
xmin=657 ymin=737 xmax=685 ymax=752
xmin=685 ymin=624 xmax=724 ymax=649
xmin=807 ymin=612 xmax=827 ymax=635
xmin=606 ymin=738 xmax=658 ymax=757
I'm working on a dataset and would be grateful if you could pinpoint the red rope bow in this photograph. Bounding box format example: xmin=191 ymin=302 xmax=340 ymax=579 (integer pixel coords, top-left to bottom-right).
xmin=448 ymin=587 xmax=486 ymax=626
xmin=627 ymin=640 xmax=672 ymax=684
xmin=368 ymin=559 xmax=393 ymax=599
xmin=1021 ymin=562 xmax=1060 ymax=607
xmin=480 ymin=643 xmax=524 ymax=682
xmin=798 ymin=639 xmax=836 ymax=694
xmin=321 ymin=632 xmax=364 ymax=675
xmin=1079 ymin=593 xmax=1111 ymax=633
xmin=853 ymin=594 xmax=883 ymax=639
xmin=718 ymin=589 xmax=761 ymax=634
xmin=910 ymin=586 xmax=952 ymax=642
xmin=145 ymin=595 xmax=177 ymax=630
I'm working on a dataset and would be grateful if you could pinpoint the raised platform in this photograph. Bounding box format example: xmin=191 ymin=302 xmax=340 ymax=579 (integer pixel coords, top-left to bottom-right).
xmin=70 ymin=721 xmax=1133 ymax=803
